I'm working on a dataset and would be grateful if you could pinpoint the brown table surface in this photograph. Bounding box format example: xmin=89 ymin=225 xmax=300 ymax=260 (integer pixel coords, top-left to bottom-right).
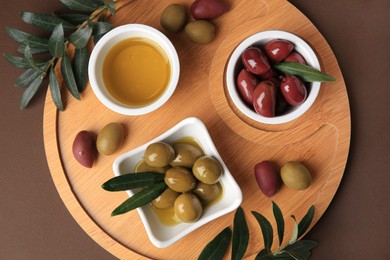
xmin=1 ymin=0 xmax=389 ymax=259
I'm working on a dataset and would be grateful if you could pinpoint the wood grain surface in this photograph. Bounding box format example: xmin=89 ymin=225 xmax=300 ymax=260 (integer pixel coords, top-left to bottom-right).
xmin=43 ymin=0 xmax=350 ymax=259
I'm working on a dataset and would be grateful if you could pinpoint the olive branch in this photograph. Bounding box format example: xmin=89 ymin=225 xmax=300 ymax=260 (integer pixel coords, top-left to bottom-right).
xmin=3 ymin=0 xmax=127 ymax=110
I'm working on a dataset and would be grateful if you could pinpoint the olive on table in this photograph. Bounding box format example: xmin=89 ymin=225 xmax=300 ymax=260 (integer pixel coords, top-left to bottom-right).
xmin=144 ymin=142 xmax=175 ymax=168
xmin=193 ymin=182 xmax=220 ymax=203
xmin=280 ymin=76 xmax=307 ymax=106
xmin=151 ymin=188 xmax=180 ymax=209
xmin=264 ymin=39 xmax=294 ymax=62
xmin=284 ymin=51 xmax=307 ymax=64
xmin=192 ymin=156 xmax=223 ymax=184
xmin=241 ymin=47 xmax=271 ymax=75
xmin=135 ymin=160 xmax=167 ymax=174
xmin=185 ymin=20 xmax=215 ymax=44
xmin=73 ymin=130 xmax=96 ymax=168
xmin=236 ymin=69 xmax=259 ymax=106
xmin=190 ymin=0 xmax=229 ymax=20
xmin=96 ymin=122 xmax=124 ymax=156
xmin=252 ymin=80 xmax=276 ymax=117
xmin=171 ymin=142 xmax=204 ymax=168
xmin=254 ymin=161 xmax=280 ymax=197
xmin=174 ymin=193 xmax=203 ymax=222
xmin=160 ymin=4 xmax=187 ymax=33
xmin=164 ymin=167 xmax=197 ymax=192
xmin=280 ymin=161 xmax=312 ymax=190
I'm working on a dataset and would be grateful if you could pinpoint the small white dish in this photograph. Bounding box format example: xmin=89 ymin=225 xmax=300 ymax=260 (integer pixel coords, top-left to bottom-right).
xmin=226 ymin=30 xmax=321 ymax=124
xmin=89 ymin=24 xmax=180 ymax=115
xmin=112 ymin=117 xmax=242 ymax=248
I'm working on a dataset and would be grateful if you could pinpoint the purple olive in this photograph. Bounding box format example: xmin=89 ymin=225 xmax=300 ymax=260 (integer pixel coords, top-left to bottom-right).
xmin=191 ymin=0 xmax=229 ymax=20
xmin=241 ymin=47 xmax=271 ymax=75
xmin=252 ymin=80 xmax=276 ymax=117
xmin=236 ymin=69 xmax=259 ymax=105
xmin=280 ymin=76 xmax=307 ymax=106
xmin=284 ymin=51 xmax=307 ymax=64
xmin=73 ymin=131 xmax=96 ymax=168
xmin=254 ymin=161 xmax=280 ymax=197
xmin=264 ymin=39 xmax=294 ymax=63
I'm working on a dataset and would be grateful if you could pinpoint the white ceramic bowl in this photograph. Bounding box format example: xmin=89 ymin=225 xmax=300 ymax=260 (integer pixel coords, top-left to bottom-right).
xmin=112 ymin=117 xmax=242 ymax=248
xmin=226 ymin=30 xmax=320 ymax=124
xmin=89 ymin=24 xmax=180 ymax=115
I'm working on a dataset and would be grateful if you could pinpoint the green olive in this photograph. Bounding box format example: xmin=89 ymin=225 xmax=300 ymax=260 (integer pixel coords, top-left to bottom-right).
xmin=192 ymin=156 xmax=223 ymax=184
xmin=151 ymin=188 xmax=180 ymax=209
xmin=193 ymin=182 xmax=220 ymax=204
xmin=135 ymin=160 xmax=167 ymax=174
xmin=280 ymin=161 xmax=312 ymax=190
xmin=185 ymin=20 xmax=215 ymax=44
xmin=174 ymin=193 xmax=203 ymax=222
xmin=164 ymin=167 xmax=197 ymax=192
xmin=144 ymin=142 xmax=175 ymax=168
xmin=160 ymin=4 xmax=187 ymax=33
xmin=96 ymin=122 xmax=124 ymax=155
xmin=170 ymin=142 xmax=204 ymax=168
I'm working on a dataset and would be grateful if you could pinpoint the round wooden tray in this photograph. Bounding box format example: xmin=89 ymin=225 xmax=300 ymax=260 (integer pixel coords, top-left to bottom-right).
xmin=43 ymin=0 xmax=350 ymax=259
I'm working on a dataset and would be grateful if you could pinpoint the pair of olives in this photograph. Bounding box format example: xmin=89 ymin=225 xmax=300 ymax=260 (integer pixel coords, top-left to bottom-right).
xmin=136 ymin=141 xmax=223 ymax=223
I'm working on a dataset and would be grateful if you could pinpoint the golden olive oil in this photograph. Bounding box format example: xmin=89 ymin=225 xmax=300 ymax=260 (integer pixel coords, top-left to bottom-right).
xmin=102 ymin=38 xmax=171 ymax=107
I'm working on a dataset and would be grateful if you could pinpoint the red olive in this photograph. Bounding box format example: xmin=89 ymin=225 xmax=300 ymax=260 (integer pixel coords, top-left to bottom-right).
xmin=191 ymin=0 xmax=229 ymax=20
xmin=254 ymin=161 xmax=280 ymax=197
xmin=236 ymin=69 xmax=259 ymax=106
xmin=241 ymin=47 xmax=271 ymax=75
xmin=264 ymin=39 xmax=294 ymax=63
xmin=259 ymin=68 xmax=277 ymax=81
xmin=252 ymin=80 xmax=276 ymax=117
xmin=280 ymin=76 xmax=307 ymax=106
xmin=284 ymin=51 xmax=307 ymax=64
xmin=72 ymin=131 xmax=97 ymax=168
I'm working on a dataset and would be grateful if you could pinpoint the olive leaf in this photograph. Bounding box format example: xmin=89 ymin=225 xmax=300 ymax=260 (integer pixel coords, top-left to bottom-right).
xmin=68 ymin=27 xmax=93 ymax=48
xmin=288 ymin=215 xmax=299 ymax=245
xmin=61 ymin=51 xmax=80 ymax=100
xmin=105 ymin=2 xmax=116 ymax=15
xmin=6 ymin=27 xmax=49 ymax=50
xmin=20 ymin=12 xmax=74 ymax=31
xmin=4 ymin=53 xmax=33 ymax=69
xmin=273 ymin=62 xmax=335 ymax=82
xmin=111 ymin=182 xmax=168 ymax=216
xmin=18 ymin=44 xmax=49 ymax=55
xmin=198 ymin=227 xmax=232 ymax=260
xmin=282 ymin=240 xmax=317 ymax=260
xmin=49 ymin=23 xmax=65 ymax=58
xmin=56 ymin=13 xmax=90 ymax=25
xmin=232 ymin=206 xmax=249 ymax=260
xmin=20 ymin=73 xmax=44 ymax=109
xmin=15 ymin=68 xmax=41 ymax=88
xmin=252 ymin=211 xmax=273 ymax=251
xmin=24 ymin=46 xmax=45 ymax=73
xmin=49 ymin=67 xmax=64 ymax=111
xmin=60 ymin=0 xmax=103 ymax=12
xmin=272 ymin=201 xmax=285 ymax=246
xmin=297 ymin=205 xmax=315 ymax=238
xmin=88 ymin=20 xmax=113 ymax=36
xmin=72 ymin=47 xmax=89 ymax=92
xmin=102 ymin=172 xmax=166 ymax=192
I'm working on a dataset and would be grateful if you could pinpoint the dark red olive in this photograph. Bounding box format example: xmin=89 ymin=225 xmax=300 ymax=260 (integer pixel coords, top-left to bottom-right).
xmin=236 ymin=69 xmax=259 ymax=106
xmin=241 ymin=47 xmax=271 ymax=75
xmin=191 ymin=0 xmax=229 ymax=20
xmin=252 ymin=80 xmax=276 ymax=117
xmin=284 ymin=51 xmax=307 ymax=64
xmin=254 ymin=161 xmax=280 ymax=197
xmin=264 ymin=39 xmax=294 ymax=63
xmin=280 ymin=76 xmax=307 ymax=106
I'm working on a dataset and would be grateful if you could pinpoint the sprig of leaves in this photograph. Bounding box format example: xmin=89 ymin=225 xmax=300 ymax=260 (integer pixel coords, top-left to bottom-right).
xmin=4 ymin=0 xmax=119 ymax=110
xmin=198 ymin=202 xmax=317 ymax=260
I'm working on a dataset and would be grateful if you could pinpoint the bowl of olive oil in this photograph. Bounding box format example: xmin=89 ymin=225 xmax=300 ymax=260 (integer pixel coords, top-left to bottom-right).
xmin=89 ymin=24 xmax=180 ymax=115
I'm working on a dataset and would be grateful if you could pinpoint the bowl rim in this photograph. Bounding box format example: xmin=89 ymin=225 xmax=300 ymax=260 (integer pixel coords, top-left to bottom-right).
xmin=226 ymin=29 xmax=321 ymax=124
xmin=88 ymin=24 xmax=180 ymax=115
xmin=112 ymin=117 xmax=242 ymax=248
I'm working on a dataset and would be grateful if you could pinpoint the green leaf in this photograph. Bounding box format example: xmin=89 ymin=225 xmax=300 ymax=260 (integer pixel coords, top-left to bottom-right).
xmin=111 ymin=182 xmax=167 ymax=216
xmin=18 ymin=44 xmax=49 ymax=55
xmin=274 ymin=62 xmax=335 ymax=82
xmin=20 ymin=73 xmax=44 ymax=109
xmin=255 ymin=249 xmax=274 ymax=260
xmin=20 ymin=12 xmax=74 ymax=31
xmin=49 ymin=66 xmax=64 ymax=111
xmin=15 ymin=68 xmax=41 ymax=88
xmin=232 ymin=207 xmax=249 ymax=260
xmin=288 ymin=215 xmax=298 ymax=245
xmin=252 ymin=211 xmax=273 ymax=251
xmin=69 ymin=27 xmax=93 ymax=48
xmin=24 ymin=46 xmax=45 ymax=73
xmin=282 ymin=240 xmax=317 ymax=260
xmin=88 ymin=21 xmax=112 ymax=35
xmin=72 ymin=47 xmax=89 ymax=92
xmin=4 ymin=53 xmax=31 ymax=68
xmin=49 ymin=23 xmax=65 ymax=58
xmin=198 ymin=227 xmax=232 ymax=260
xmin=56 ymin=13 xmax=90 ymax=25
xmin=60 ymin=0 xmax=102 ymax=12
xmin=61 ymin=51 xmax=80 ymax=100
xmin=272 ymin=201 xmax=284 ymax=246
xmin=102 ymin=172 xmax=165 ymax=192
xmin=297 ymin=205 xmax=315 ymax=238
xmin=105 ymin=2 xmax=116 ymax=15
xmin=6 ymin=27 xmax=49 ymax=49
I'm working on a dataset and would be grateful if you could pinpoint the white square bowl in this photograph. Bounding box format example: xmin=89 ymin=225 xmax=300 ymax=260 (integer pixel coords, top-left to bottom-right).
xmin=112 ymin=117 xmax=242 ymax=248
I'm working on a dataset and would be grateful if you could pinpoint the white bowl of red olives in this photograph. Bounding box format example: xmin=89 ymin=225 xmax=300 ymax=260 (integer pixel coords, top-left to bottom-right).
xmin=111 ymin=117 xmax=242 ymax=248
xmin=226 ymin=30 xmax=321 ymax=124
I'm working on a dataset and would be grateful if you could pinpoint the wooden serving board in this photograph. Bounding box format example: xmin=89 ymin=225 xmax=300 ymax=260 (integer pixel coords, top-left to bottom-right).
xmin=43 ymin=0 xmax=350 ymax=259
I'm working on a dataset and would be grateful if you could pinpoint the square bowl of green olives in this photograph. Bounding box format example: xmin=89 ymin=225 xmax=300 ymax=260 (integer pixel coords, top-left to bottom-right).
xmin=112 ymin=117 xmax=242 ymax=248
